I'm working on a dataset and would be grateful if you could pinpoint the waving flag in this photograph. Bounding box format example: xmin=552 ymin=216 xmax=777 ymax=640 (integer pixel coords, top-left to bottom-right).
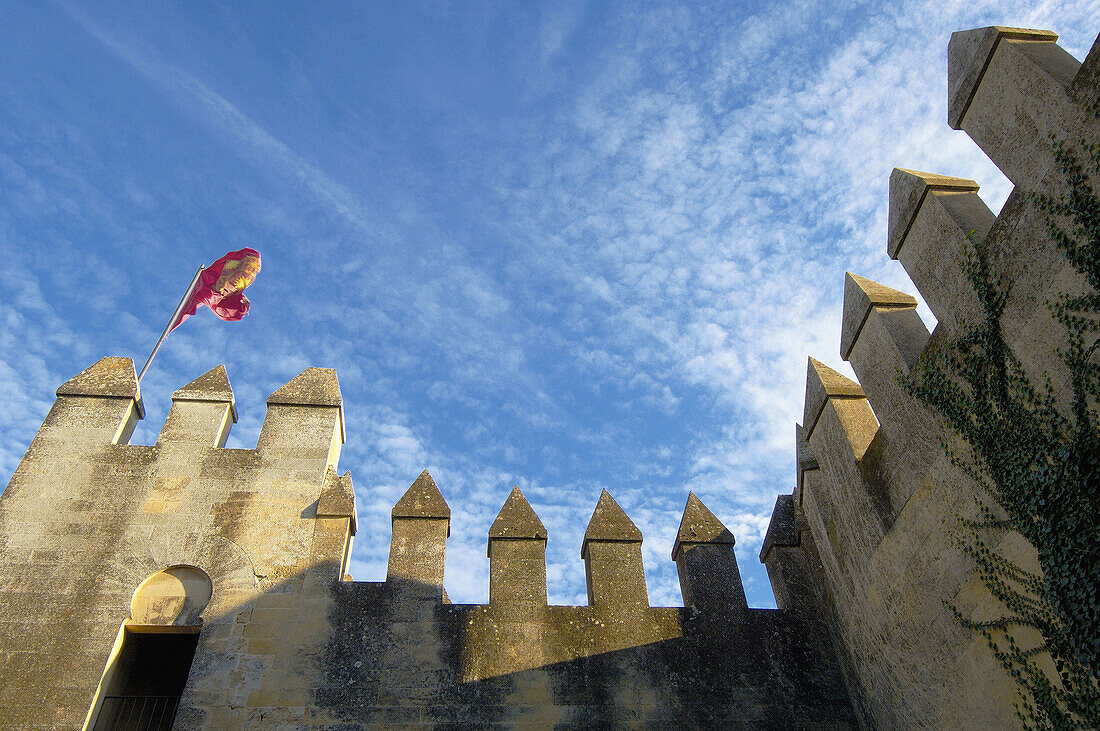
xmin=138 ymin=248 xmax=262 ymax=382
xmin=172 ymin=248 xmax=262 ymax=330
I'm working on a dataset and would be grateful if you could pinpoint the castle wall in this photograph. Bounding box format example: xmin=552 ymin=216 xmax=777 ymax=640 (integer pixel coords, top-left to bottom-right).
xmin=0 ymin=360 xmax=855 ymax=728
xmin=761 ymin=27 xmax=1100 ymax=730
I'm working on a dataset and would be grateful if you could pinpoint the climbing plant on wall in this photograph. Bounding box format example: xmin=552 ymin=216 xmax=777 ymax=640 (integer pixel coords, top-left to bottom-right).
xmin=902 ymin=139 xmax=1100 ymax=729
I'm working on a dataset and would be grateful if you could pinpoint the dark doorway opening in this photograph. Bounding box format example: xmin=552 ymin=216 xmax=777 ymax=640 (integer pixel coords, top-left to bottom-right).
xmin=92 ymin=628 xmax=199 ymax=731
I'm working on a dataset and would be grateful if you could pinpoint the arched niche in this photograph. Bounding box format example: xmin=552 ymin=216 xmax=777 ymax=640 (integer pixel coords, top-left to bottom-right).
xmin=130 ymin=565 xmax=212 ymax=627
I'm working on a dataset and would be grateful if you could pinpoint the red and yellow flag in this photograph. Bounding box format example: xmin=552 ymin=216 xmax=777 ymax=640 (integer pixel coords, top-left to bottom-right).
xmin=172 ymin=248 xmax=261 ymax=330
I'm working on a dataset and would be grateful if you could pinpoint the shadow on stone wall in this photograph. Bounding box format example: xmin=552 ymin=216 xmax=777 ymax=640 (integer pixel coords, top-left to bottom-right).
xmin=174 ymin=566 xmax=856 ymax=728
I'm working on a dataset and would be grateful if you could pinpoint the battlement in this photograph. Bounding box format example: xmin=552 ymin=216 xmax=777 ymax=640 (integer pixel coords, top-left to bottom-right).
xmin=27 ymin=357 xmax=344 ymax=458
xmin=761 ymin=25 xmax=1100 ymax=729
xmin=10 ymin=356 xmax=752 ymax=614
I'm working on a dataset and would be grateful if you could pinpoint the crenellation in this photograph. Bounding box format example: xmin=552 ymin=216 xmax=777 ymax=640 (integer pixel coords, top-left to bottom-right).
xmin=313 ymin=468 xmax=357 ymax=585
xmin=759 ymin=495 xmax=800 ymax=564
xmin=948 ymin=27 xmax=1092 ymax=188
xmin=1071 ymin=32 xmax=1100 ymax=109
xmin=487 ymin=486 xmax=548 ymax=607
xmin=793 ymin=422 xmax=817 ymax=506
xmin=39 ymin=356 xmax=145 ymax=447
xmin=34 ymin=396 xmax=140 ymax=449
xmin=887 ymin=168 xmax=995 ymax=334
xmin=5 ymin=23 xmax=1092 ymax=728
xmin=316 ymin=468 xmax=357 ymax=532
xmin=581 ymin=489 xmax=649 ymax=610
xmin=0 ymin=357 xmax=370 ymax=728
xmin=886 ymin=169 xmax=985 ymax=260
xmin=841 ymin=274 xmax=936 ymax=518
xmin=758 ymin=493 xmax=859 ymax=724
xmin=258 ymin=367 xmax=345 ymax=475
xmin=158 ymin=365 xmax=237 ymax=448
xmin=672 ymin=492 xmax=746 ymax=610
xmin=760 ymin=495 xmax=818 ymax=615
xmin=386 ymin=470 xmax=450 ymax=596
xmin=839 ymin=272 xmax=921 ymax=362
xmin=55 ymin=356 xmax=144 ymax=407
xmin=159 ymin=399 xmax=234 ymax=449
xmin=801 ymin=358 xmax=888 ymax=575
xmin=760 ymin=26 xmax=1100 ymax=730
xmin=802 ymin=358 xmax=876 ymax=460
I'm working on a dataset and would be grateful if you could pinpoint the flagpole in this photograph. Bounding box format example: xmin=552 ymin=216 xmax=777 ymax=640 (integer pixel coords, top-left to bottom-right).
xmin=138 ymin=265 xmax=205 ymax=383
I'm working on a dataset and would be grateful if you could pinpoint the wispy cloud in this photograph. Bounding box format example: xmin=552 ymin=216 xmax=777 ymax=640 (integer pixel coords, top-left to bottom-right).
xmin=57 ymin=2 xmax=391 ymax=244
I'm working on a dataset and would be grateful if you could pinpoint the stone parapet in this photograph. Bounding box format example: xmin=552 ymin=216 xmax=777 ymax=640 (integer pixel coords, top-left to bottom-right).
xmin=1 ymin=359 xmax=854 ymax=727
xmin=762 ymin=25 xmax=1099 ymax=729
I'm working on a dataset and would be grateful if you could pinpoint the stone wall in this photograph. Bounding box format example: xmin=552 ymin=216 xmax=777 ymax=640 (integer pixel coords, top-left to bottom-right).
xmin=0 ymin=359 xmax=855 ymax=728
xmin=761 ymin=26 xmax=1100 ymax=730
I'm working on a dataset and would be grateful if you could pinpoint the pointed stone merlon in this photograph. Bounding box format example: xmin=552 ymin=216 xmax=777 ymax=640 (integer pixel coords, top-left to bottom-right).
xmin=842 ymin=273 xmax=930 ymax=414
xmin=387 ymin=470 xmax=450 ymax=596
xmin=844 ymin=272 xmax=938 ymax=374
xmin=257 ymin=367 xmax=344 ymax=471
xmin=44 ymin=357 xmax=144 ymax=446
xmin=317 ymin=468 xmax=358 ymax=535
xmin=487 ymin=487 xmax=548 ymax=607
xmin=158 ymin=365 xmax=237 ymax=448
xmin=840 ymin=273 xmax=922 ymax=362
xmin=581 ymin=490 xmax=648 ymax=610
xmin=949 ymin=27 xmax=1094 ymax=189
xmin=803 ymin=358 xmax=878 ymax=461
xmin=841 ymin=275 xmax=936 ymax=512
xmin=671 ymin=493 xmax=746 ymax=610
xmin=308 ymin=468 xmax=358 ymax=587
xmin=759 ymin=494 xmax=814 ymax=612
xmin=887 ymin=168 xmax=995 ymax=334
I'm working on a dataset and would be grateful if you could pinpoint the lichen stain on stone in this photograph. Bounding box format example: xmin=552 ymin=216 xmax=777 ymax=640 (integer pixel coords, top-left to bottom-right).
xmin=211 ymin=491 xmax=255 ymax=547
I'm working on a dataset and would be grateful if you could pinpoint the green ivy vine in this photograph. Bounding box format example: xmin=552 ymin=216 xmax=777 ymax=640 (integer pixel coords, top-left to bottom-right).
xmin=900 ymin=139 xmax=1100 ymax=729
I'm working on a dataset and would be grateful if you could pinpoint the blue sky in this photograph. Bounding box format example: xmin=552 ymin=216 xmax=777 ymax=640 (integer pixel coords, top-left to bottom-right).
xmin=0 ymin=1 xmax=1095 ymax=608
